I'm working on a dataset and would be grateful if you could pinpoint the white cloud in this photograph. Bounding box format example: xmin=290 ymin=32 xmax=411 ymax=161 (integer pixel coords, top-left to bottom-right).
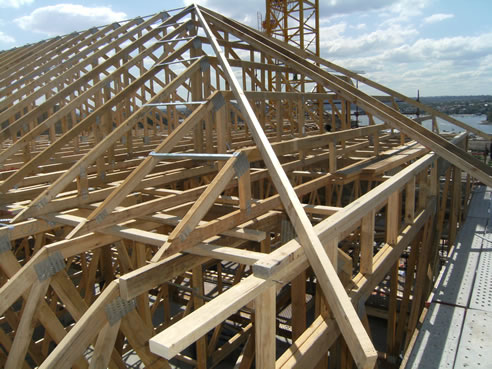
xmin=184 ymin=0 xmax=432 ymax=31
xmin=0 ymin=0 xmax=33 ymax=8
xmin=352 ymin=24 xmax=367 ymax=30
xmin=0 ymin=31 xmax=15 ymax=43
xmin=320 ymin=22 xmax=347 ymax=38
xmin=407 ymin=33 xmax=492 ymax=61
xmin=478 ymin=55 xmax=492 ymax=72
xmin=387 ymin=0 xmax=429 ymax=16
xmin=185 ymin=0 xmax=405 ymax=27
xmin=14 ymin=4 xmax=126 ymax=36
xmin=182 ymin=0 xmax=490 ymax=96
xmin=317 ymin=0 xmax=431 ymax=23
xmin=320 ymin=0 xmax=398 ymax=17
xmin=329 ymin=32 xmax=492 ymax=95
xmin=320 ymin=23 xmax=418 ymax=57
xmin=334 ymin=33 xmax=492 ymax=71
xmin=379 ymin=0 xmax=431 ymax=26
xmin=184 ymin=0 xmax=262 ymax=26
xmin=188 ymin=0 xmax=401 ymax=25
xmin=424 ymin=13 xmax=454 ymax=24
xmin=186 ymin=0 xmax=432 ymax=31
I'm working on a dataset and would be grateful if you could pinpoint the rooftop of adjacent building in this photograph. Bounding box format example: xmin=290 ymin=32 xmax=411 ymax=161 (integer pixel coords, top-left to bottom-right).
xmin=403 ymin=185 xmax=492 ymax=369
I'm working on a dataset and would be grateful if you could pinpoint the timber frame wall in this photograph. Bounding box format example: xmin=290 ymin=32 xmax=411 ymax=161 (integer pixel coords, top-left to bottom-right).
xmin=0 ymin=4 xmax=490 ymax=369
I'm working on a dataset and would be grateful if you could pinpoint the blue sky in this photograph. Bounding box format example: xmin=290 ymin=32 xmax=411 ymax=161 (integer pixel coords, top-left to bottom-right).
xmin=0 ymin=0 xmax=491 ymax=97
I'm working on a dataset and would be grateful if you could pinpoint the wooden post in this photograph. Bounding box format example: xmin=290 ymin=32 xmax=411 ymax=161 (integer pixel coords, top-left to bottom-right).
xmin=192 ymin=266 xmax=207 ymax=369
xmin=255 ymin=286 xmax=276 ymax=369
xmin=360 ymin=210 xmax=375 ymax=275
xmin=448 ymin=166 xmax=461 ymax=247
xmin=291 ymin=270 xmax=307 ymax=341
xmin=387 ymin=191 xmax=399 ymax=246
xmin=386 ymin=261 xmax=399 ymax=365
xmin=329 ymin=140 xmax=337 ymax=173
xmin=404 ymin=218 xmax=433 ymax=351
xmin=394 ymin=234 xmax=419 ymax=357
xmin=405 ymin=177 xmax=416 ymax=225
xmin=135 ymin=243 xmax=152 ymax=327
xmin=297 ymin=98 xmax=305 ymax=137
xmin=276 ymin=97 xmax=282 ymax=140
xmin=417 ymin=170 xmax=429 ymax=211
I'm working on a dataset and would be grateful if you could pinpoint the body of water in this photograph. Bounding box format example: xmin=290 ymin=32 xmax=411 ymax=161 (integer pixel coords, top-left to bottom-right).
xmin=429 ymin=114 xmax=491 ymax=135
xmin=354 ymin=114 xmax=491 ymax=135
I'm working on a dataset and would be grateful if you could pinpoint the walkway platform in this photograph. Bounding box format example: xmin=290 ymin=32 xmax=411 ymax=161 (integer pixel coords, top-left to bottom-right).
xmin=404 ymin=185 xmax=492 ymax=368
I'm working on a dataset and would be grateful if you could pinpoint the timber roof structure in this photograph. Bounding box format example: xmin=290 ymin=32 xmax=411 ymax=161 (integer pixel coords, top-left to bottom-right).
xmin=0 ymin=4 xmax=491 ymax=369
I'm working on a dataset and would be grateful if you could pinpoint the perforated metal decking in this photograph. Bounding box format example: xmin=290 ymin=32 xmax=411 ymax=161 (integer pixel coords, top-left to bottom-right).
xmin=405 ymin=186 xmax=492 ymax=369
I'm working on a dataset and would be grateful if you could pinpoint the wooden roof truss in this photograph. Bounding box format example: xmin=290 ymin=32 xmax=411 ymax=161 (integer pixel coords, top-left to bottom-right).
xmin=0 ymin=4 xmax=489 ymax=369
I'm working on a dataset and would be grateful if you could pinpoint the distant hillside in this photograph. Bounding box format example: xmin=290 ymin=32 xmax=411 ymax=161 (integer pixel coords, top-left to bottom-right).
xmin=399 ymin=95 xmax=492 ymax=115
xmin=418 ymin=95 xmax=492 ymax=104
